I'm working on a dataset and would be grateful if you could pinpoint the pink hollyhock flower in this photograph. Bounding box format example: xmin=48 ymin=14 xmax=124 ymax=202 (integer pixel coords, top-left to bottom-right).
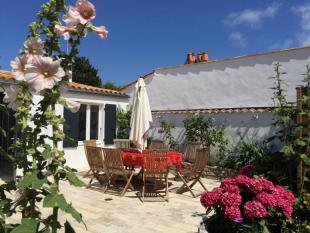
xmin=221 ymin=177 xmax=237 ymax=186
xmin=66 ymin=100 xmax=81 ymax=113
xmin=224 ymin=206 xmax=242 ymax=222
xmin=54 ymin=24 xmax=73 ymax=40
xmin=91 ymin=26 xmax=108 ymax=39
xmin=220 ymin=192 xmax=241 ymax=208
xmin=65 ymin=0 xmax=96 ymax=25
xmin=1 ymin=85 xmax=21 ymax=111
xmin=10 ymin=55 xmax=29 ymax=81
xmin=200 ymin=188 xmax=222 ymax=208
xmin=244 ymin=201 xmax=267 ymax=220
xmin=24 ymin=56 xmax=65 ymax=93
xmin=24 ymin=37 xmax=44 ymax=59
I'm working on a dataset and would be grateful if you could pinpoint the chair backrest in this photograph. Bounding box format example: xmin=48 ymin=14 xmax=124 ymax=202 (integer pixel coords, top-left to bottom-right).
xmin=142 ymin=149 xmax=169 ymax=156
xmin=102 ymin=148 xmax=125 ymax=172
xmin=190 ymin=148 xmax=209 ymax=175
xmin=149 ymin=139 xmax=165 ymax=150
xmin=184 ymin=142 xmax=202 ymax=162
xmin=83 ymin=140 xmax=97 ymax=146
xmin=114 ymin=139 xmax=130 ymax=149
xmin=143 ymin=155 xmax=169 ymax=176
xmin=85 ymin=146 xmax=105 ymax=171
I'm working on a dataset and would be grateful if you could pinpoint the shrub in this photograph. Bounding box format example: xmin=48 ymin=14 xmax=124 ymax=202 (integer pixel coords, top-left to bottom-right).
xmin=200 ymin=176 xmax=295 ymax=233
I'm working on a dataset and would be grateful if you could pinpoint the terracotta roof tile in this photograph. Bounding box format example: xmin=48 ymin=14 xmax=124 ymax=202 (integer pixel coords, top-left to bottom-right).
xmin=0 ymin=70 xmax=127 ymax=97
xmin=69 ymin=82 xmax=127 ymax=97
xmin=0 ymin=70 xmax=15 ymax=80
xmin=152 ymin=107 xmax=269 ymax=115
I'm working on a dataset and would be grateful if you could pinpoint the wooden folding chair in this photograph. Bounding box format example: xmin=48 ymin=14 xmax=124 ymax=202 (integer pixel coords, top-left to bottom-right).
xmin=184 ymin=142 xmax=202 ymax=163
xmin=102 ymin=148 xmax=135 ymax=196
xmin=114 ymin=139 xmax=131 ymax=149
xmin=84 ymin=146 xmax=107 ymax=188
xmin=149 ymin=139 xmax=165 ymax=150
xmin=142 ymin=155 xmax=169 ymax=202
xmin=176 ymin=148 xmax=208 ymax=198
xmin=83 ymin=140 xmax=97 ymax=177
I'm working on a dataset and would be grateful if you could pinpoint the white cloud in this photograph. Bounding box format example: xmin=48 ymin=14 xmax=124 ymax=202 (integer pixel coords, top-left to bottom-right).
xmin=269 ymin=38 xmax=294 ymax=50
xmin=292 ymin=3 xmax=310 ymax=45
xmin=224 ymin=3 xmax=280 ymax=28
xmin=229 ymin=31 xmax=247 ymax=47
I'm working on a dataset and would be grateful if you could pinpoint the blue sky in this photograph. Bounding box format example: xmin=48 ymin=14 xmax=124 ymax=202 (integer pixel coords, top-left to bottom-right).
xmin=1 ymin=0 xmax=310 ymax=86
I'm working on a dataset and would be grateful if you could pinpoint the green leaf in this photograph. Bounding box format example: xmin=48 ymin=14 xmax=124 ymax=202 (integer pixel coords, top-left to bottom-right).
xmin=42 ymin=145 xmax=52 ymax=160
xmin=66 ymin=172 xmax=85 ymax=187
xmin=17 ymin=172 xmax=47 ymax=190
xmin=11 ymin=218 xmax=39 ymax=233
xmin=65 ymin=205 xmax=82 ymax=222
xmin=43 ymin=194 xmax=68 ymax=211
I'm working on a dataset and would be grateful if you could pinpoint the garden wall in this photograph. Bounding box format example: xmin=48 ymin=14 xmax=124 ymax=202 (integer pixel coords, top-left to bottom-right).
xmin=149 ymin=111 xmax=279 ymax=165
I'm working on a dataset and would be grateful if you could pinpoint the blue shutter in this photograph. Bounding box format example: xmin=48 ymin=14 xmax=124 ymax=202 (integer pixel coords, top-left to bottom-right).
xmin=104 ymin=104 xmax=116 ymax=144
xmin=63 ymin=108 xmax=79 ymax=148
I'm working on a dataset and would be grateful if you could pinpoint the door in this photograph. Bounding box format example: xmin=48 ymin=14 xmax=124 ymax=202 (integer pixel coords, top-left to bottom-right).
xmin=104 ymin=104 xmax=116 ymax=145
xmin=0 ymin=93 xmax=16 ymax=181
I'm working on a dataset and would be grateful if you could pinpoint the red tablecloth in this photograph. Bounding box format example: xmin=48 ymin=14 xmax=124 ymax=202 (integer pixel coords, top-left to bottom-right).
xmin=121 ymin=151 xmax=183 ymax=168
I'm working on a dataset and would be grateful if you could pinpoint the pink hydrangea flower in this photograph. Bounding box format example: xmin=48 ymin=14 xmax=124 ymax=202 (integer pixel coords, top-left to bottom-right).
xmin=66 ymin=100 xmax=81 ymax=113
xmin=224 ymin=206 xmax=242 ymax=222
xmin=220 ymin=192 xmax=241 ymax=208
xmin=255 ymin=192 xmax=278 ymax=208
xmin=54 ymin=24 xmax=73 ymax=40
xmin=24 ymin=37 xmax=44 ymax=59
xmin=220 ymin=183 xmax=240 ymax=193
xmin=1 ymin=85 xmax=21 ymax=111
xmin=10 ymin=55 xmax=29 ymax=81
xmin=244 ymin=201 xmax=267 ymax=220
xmin=91 ymin=26 xmax=108 ymax=39
xmin=24 ymin=56 xmax=65 ymax=93
xmin=65 ymin=0 xmax=96 ymax=25
xmin=200 ymin=187 xmax=222 ymax=208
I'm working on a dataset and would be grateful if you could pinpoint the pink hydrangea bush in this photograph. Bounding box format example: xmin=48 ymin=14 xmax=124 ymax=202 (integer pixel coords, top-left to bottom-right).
xmin=200 ymin=175 xmax=295 ymax=226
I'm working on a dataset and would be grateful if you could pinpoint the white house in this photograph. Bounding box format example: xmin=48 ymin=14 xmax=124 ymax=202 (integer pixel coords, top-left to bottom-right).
xmin=0 ymin=70 xmax=129 ymax=180
xmin=122 ymin=46 xmax=310 ymax=162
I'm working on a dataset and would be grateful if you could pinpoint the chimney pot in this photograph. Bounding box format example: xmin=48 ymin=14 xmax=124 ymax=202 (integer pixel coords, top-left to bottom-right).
xmin=201 ymin=52 xmax=208 ymax=62
xmin=186 ymin=52 xmax=196 ymax=64
xmin=196 ymin=52 xmax=203 ymax=63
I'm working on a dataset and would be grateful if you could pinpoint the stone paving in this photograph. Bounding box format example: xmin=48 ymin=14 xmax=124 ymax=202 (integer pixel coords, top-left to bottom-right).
xmin=4 ymin=174 xmax=220 ymax=233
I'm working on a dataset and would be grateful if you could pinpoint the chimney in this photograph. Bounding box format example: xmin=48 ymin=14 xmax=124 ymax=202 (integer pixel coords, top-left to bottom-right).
xmin=186 ymin=52 xmax=196 ymax=64
xmin=196 ymin=52 xmax=203 ymax=63
xmin=201 ymin=52 xmax=208 ymax=62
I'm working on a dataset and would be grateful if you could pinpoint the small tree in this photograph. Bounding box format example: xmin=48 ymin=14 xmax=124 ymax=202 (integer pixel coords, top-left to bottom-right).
xmin=102 ymin=81 xmax=120 ymax=90
xmin=116 ymin=108 xmax=132 ymax=139
xmin=72 ymin=56 xmax=102 ymax=87
xmin=160 ymin=121 xmax=179 ymax=151
xmin=183 ymin=116 xmax=228 ymax=157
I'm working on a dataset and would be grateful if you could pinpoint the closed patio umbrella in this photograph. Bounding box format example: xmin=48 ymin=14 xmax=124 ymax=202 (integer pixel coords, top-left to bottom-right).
xmin=130 ymin=78 xmax=153 ymax=150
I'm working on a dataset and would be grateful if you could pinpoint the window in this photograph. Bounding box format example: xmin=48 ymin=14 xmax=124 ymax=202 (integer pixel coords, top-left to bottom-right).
xmin=90 ymin=105 xmax=99 ymax=140
xmin=78 ymin=104 xmax=87 ymax=141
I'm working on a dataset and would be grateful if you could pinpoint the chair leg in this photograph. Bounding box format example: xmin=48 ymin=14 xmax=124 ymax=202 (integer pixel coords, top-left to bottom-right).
xmin=176 ymin=172 xmax=196 ymax=198
xmin=87 ymin=176 xmax=94 ymax=189
xmin=142 ymin=174 xmax=145 ymax=203
xmin=165 ymin=175 xmax=169 ymax=202
xmin=198 ymin=178 xmax=207 ymax=191
xmin=120 ymin=171 xmax=134 ymax=197
xmin=83 ymin=169 xmax=92 ymax=178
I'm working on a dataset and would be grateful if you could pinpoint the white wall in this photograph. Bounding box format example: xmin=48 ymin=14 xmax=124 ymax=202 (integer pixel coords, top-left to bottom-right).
xmin=124 ymin=47 xmax=310 ymax=111
xmin=149 ymin=111 xmax=278 ymax=164
xmin=59 ymin=91 xmax=128 ymax=171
